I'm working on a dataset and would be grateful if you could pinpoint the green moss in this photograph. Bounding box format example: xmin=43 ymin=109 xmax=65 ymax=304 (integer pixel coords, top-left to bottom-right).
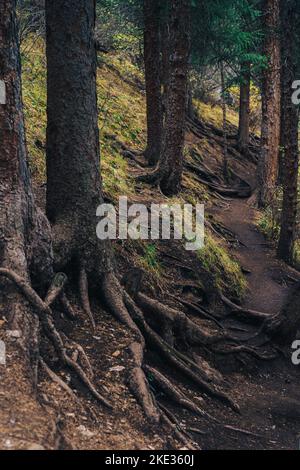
xmin=197 ymin=234 xmax=246 ymax=298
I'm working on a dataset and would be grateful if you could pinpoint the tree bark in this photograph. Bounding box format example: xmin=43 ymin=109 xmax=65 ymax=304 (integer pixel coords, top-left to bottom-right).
xmin=0 ymin=0 xmax=54 ymax=446
xmin=238 ymin=62 xmax=251 ymax=152
xmin=161 ymin=7 xmax=170 ymax=115
xmin=277 ymin=0 xmax=299 ymax=264
xmin=257 ymin=0 xmax=281 ymax=207
xmin=159 ymin=0 xmax=191 ymax=196
xmin=0 ymin=0 xmax=52 ymax=340
xmin=45 ymin=0 xmax=113 ymax=276
xmin=143 ymin=0 xmax=163 ymax=166
xmin=220 ymin=62 xmax=229 ymax=181
xmin=277 ymin=69 xmax=285 ymax=184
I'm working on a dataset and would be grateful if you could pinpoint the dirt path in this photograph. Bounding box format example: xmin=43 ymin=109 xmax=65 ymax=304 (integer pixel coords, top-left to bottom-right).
xmin=201 ymin=194 xmax=300 ymax=450
xmin=213 ymin=198 xmax=300 ymax=314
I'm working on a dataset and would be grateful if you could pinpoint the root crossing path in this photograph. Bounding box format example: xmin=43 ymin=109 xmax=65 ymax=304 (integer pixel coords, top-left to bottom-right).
xmin=202 ymin=195 xmax=300 ymax=450
xmin=213 ymin=198 xmax=299 ymax=314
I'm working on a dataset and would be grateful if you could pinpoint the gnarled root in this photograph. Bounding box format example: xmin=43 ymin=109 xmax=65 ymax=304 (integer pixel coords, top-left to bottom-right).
xmin=128 ymin=342 xmax=160 ymax=423
xmin=145 ymin=366 xmax=219 ymax=424
xmin=0 ymin=268 xmax=112 ymax=409
xmin=39 ymin=357 xmax=78 ymax=400
xmin=60 ymin=292 xmax=77 ymax=320
xmin=220 ymin=294 xmax=270 ymax=323
xmin=79 ymin=265 xmax=96 ymax=331
xmin=102 ymin=272 xmax=142 ymax=338
xmin=137 ymin=293 xmax=231 ymax=347
xmin=124 ymin=293 xmax=239 ymax=413
xmin=214 ymin=344 xmax=278 ymax=361
xmin=158 ymin=403 xmax=198 ymax=450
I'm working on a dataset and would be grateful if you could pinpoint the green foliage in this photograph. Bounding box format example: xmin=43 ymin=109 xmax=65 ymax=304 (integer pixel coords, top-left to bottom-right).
xmin=21 ymin=37 xmax=144 ymax=199
xmin=142 ymin=244 xmax=160 ymax=270
xmin=96 ymin=0 xmax=142 ymax=53
xmin=258 ymin=187 xmax=283 ymax=242
xmin=197 ymin=234 xmax=246 ymax=298
xmin=191 ymin=0 xmax=266 ymax=91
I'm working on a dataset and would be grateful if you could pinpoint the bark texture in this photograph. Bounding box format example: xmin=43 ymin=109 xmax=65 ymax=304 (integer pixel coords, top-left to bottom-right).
xmin=143 ymin=0 xmax=163 ymax=166
xmin=258 ymin=0 xmax=281 ymax=207
xmin=159 ymin=0 xmax=191 ymax=196
xmin=0 ymin=0 xmax=52 ymax=346
xmin=45 ymin=0 xmax=112 ymax=275
xmin=0 ymin=0 xmax=55 ymax=447
xmin=238 ymin=62 xmax=251 ymax=152
xmin=277 ymin=0 xmax=299 ymax=264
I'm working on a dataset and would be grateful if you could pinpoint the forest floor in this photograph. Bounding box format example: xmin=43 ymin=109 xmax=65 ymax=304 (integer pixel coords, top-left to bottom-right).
xmin=2 ymin=127 xmax=300 ymax=451
xmin=1 ymin=47 xmax=300 ymax=450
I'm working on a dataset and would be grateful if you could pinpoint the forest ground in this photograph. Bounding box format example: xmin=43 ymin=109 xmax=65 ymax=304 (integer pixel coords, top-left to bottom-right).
xmin=1 ymin=46 xmax=300 ymax=450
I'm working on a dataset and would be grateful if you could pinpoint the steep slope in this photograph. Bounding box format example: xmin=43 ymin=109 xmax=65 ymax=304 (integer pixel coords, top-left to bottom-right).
xmin=0 ymin=37 xmax=299 ymax=450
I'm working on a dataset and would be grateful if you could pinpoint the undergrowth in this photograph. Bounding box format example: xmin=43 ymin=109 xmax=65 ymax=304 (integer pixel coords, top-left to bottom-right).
xmin=22 ymin=36 xmax=246 ymax=298
xmin=197 ymin=234 xmax=246 ymax=298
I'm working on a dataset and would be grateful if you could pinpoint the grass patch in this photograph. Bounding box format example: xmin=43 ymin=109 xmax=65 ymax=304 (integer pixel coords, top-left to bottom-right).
xmin=258 ymin=209 xmax=280 ymax=242
xmin=21 ymin=37 xmax=145 ymax=200
xmin=197 ymin=233 xmax=246 ymax=298
xmin=194 ymin=100 xmax=239 ymax=129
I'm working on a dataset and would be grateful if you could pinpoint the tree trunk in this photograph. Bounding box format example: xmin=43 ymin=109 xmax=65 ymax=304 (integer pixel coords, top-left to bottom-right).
xmin=277 ymin=0 xmax=299 ymax=264
xmin=257 ymin=0 xmax=281 ymax=207
xmin=238 ymin=62 xmax=251 ymax=152
xmin=220 ymin=62 xmax=229 ymax=181
xmin=161 ymin=8 xmax=170 ymax=116
xmin=45 ymin=0 xmax=112 ymax=276
xmin=277 ymin=71 xmax=285 ymax=184
xmin=159 ymin=0 xmax=191 ymax=196
xmin=0 ymin=0 xmax=52 ymax=343
xmin=0 ymin=0 xmax=54 ymax=446
xmin=143 ymin=0 xmax=163 ymax=166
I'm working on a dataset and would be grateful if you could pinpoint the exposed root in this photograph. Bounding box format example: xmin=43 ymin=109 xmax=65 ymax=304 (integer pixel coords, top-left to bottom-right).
xmin=145 ymin=366 xmax=219 ymax=424
xmin=124 ymin=293 xmax=239 ymax=413
xmin=39 ymin=357 xmax=78 ymax=400
xmin=158 ymin=402 xmax=198 ymax=450
xmin=137 ymin=293 xmax=230 ymax=347
xmin=128 ymin=342 xmax=160 ymax=423
xmin=0 ymin=268 xmax=112 ymax=409
xmin=222 ymin=424 xmax=262 ymax=438
xmin=220 ymin=293 xmax=270 ymax=322
xmin=147 ymin=366 xmax=264 ymax=440
xmin=174 ymin=297 xmax=225 ymax=329
xmin=44 ymin=273 xmax=67 ymax=307
xmin=61 ymin=332 xmax=94 ymax=379
xmin=214 ymin=344 xmax=278 ymax=361
xmin=102 ymin=272 xmax=142 ymax=337
xmin=60 ymin=292 xmax=77 ymax=320
xmin=135 ymin=168 xmax=161 ymax=185
xmin=79 ymin=266 xmax=96 ymax=331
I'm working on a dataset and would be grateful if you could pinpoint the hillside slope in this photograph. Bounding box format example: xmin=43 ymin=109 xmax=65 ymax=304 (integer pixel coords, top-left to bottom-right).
xmin=1 ymin=39 xmax=300 ymax=450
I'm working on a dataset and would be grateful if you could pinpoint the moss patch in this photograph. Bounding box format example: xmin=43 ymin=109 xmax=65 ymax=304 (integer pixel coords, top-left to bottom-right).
xmin=197 ymin=234 xmax=246 ymax=298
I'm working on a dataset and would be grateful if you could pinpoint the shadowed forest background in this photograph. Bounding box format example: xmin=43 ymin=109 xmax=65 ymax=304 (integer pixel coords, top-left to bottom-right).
xmin=0 ymin=0 xmax=300 ymax=451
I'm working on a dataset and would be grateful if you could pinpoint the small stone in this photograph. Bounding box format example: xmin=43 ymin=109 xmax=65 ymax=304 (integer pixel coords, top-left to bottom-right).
xmin=77 ymin=425 xmax=95 ymax=438
xmin=112 ymin=350 xmax=121 ymax=358
xmin=27 ymin=443 xmax=45 ymax=450
xmin=109 ymin=365 xmax=125 ymax=372
xmin=7 ymin=330 xmax=21 ymax=338
xmin=4 ymin=439 xmax=13 ymax=448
